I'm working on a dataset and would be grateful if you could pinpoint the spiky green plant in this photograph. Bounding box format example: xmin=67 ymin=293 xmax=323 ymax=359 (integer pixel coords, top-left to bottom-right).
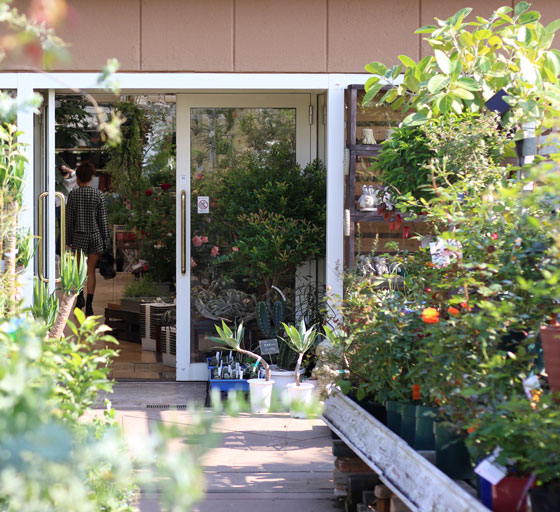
xmin=211 ymin=320 xmax=271 ymax=381
xmin=280 ymin=320 xmax=319 ymax=386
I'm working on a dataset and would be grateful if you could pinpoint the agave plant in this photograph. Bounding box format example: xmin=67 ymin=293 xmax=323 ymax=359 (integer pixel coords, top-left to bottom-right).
xmin=211 ymin=320 xmax=271 ymax=381
xmin=280 ymin=320 xmax=319 ymax=386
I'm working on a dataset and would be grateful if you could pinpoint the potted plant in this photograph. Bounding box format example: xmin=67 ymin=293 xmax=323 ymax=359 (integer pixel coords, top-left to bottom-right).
xmin=280 ymin=320 xmax=320 ymax=418
xmin=212 ymin=320 xmax=274 ymax=413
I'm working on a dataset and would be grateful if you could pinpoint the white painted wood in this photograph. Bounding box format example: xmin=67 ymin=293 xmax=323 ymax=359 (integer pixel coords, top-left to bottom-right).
xmin=16 ymin=76 xmax=36 ymax=307
xmin=177 ymin=94 xmax=313 ymax=380
xmin=47 ymin=90 xmax=56 ymax=294
xmin=0 ymin=73 xmax=368 ymax=92
xmin=325 ymin=76 xmax=346 ymax=307
xmin=175 ymin=94 xmax=192 ymax=381
xmin=322 ymin=389 xmax=489 ymax=512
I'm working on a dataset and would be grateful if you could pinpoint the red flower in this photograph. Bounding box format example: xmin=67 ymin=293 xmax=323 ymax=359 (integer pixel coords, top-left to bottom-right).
xmin=155 ymin=196 xmax=159 ymax=200
xmin=160 ymin=183 xmax=172 ymax=190
xmin=197 ymin=173 xmax=203 ymax=180
xmin=403 ymin=226 xmax=410 ymax=238
xmin=491 ymin=232 xmax=498 ymax=240
xmin=145 ymin=189 xmax=153 ymax=196
xmin=192 ymin=235 xmax=202 ymax=247
xmin=448 ymin=306 xmax=460 ymax=315
xmin=395 ymin=214 xmax=403 ymax=230
xmin=460 ymin=302 xmax=471 ymax=311
xmin=389 ymin=221 xmax=395 ymax=231
xmin=421 ymin=307 xmax=440 ymax=324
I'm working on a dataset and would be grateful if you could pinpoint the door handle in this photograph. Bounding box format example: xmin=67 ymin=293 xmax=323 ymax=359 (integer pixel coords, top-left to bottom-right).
xmin=38 ymin=191 xmax=48 ymax=282
xmin=181 ymin=190 xmax=186 ymax=274
xmin=55 ymin=192 xmax=65 ymax=283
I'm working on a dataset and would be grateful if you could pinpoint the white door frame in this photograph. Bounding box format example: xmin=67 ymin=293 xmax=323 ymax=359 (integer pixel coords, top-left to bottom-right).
xmin=4 ymin=72 xmax=369 ymax=378
xmin=176 ymin=93 xmax=313 ymax=380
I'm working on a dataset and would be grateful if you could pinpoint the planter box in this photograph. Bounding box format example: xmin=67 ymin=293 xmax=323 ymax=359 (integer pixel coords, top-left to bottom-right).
xmin=207 ymin=358 xmax=250 ymax=393
xmin=322 ymin=388 xmax=488 ymax=512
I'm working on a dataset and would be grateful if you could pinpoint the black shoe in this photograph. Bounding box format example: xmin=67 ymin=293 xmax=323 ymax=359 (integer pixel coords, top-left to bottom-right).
xmin=85 ymin=305 xmax=94 ymax=316
xmin=76 ymin=293 xmax=85 ymax=309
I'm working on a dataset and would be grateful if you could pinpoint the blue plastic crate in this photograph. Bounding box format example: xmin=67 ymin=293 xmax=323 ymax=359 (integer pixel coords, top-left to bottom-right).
xmin=208 ymin=357 xmax=250 ymax=392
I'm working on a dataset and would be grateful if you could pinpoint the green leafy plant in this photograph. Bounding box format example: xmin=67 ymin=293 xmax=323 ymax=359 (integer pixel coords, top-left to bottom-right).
xmin=122 ymin=277 xmax=161 ymax=297
xmin=364 ymin=3 xmax=560 ymax=133
xmin=211 ymin=320 xmax=271 ymax=381
xmin=281 ymin=320 xmax=319 ymax=385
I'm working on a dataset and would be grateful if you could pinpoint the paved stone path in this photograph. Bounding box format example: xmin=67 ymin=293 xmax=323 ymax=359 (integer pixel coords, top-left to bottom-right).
xmin=87 ymin=382 xmax=341 ymax=512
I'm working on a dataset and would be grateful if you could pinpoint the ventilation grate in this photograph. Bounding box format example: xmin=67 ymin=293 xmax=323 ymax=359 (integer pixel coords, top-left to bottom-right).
xmin=146 ymin=404 xmax=188 ymax=409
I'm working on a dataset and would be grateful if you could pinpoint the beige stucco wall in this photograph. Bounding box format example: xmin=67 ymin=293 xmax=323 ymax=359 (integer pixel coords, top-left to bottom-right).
xmin=7 ymin=0 xmax=560 ymax=73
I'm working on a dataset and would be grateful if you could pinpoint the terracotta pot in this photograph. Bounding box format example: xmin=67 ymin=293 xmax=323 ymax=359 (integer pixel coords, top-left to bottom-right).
xmin=492 ymin=475 xmax=534 ymax=512
xmin=541 ymin=325 xmax=560 ymax=395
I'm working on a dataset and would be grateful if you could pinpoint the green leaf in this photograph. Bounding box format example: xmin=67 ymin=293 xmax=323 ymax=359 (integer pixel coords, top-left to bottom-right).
xmin=380 ymin=88 xmax=399 ymax=104
xmin=390 ymin=64 xmax=403 ymax=80
xmin=434 ymin=50 xmax=451 ymax=74
xmin=398 ymin=55 xmax=416 ymax=68
xmin=402 ymin=111 xmax=429 ymax=126
xmin=451 ymin=98 xmax=463 ymax=114
xmin=457 ymin=77 xmax=480 ymax=91
xmin=518 ymin=11 xmax=541 ymax=25
xmin=415 ymin=24 xmax=437 ymax=34
xmin=338 ymin=380 xmax=351 ymax=394
xmin=427 ymin=75 xmax=449 ymax=93
xmin=404 ymin=72 xmax=420 ymax=92
xmin=451 ymin=7 xmax=472 ymax=28
xmin=514 ymin=2 xmax=530 ymax=17
xmin=453 ymin=87 xmax=475 ymax=100
xmin=545 ymin=19 xmax=560 ymax=34
xmin=438 ymin=93 xmax=453 ymax=114
xmin=474 ymin=29 xmax=492 ymax=40
xmin=459 ymin=31 xmax=474 ymax=47
xmin=365 ymin=76 xmax=380 ymax=91
xmin=545 ymin=51 xmax=560 ymax=76
xmin=362 ymin=82 xmax=383 ymax=105
xmin=390 ymin=95 xmax=406 ymax=111
xmin=365 ymin=61 xmax=387 ymax=75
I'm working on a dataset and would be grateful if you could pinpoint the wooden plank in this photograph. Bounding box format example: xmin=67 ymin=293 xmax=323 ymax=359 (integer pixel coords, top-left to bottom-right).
xmin=322 ymin=389 xmax=489 ymax=512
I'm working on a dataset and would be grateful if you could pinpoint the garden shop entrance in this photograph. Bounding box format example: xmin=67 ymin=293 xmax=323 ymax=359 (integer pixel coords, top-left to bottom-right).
xmin=40 ymin=90 xmax=321 ymax=380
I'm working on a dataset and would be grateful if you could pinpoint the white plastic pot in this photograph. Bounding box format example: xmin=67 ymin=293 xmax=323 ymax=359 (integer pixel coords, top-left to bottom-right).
xmin=286 ymin=382 xmax=315 ymax=418
xmin=270 ymin=369 xmax=305 ymax=398
xmin=247 ymin=379 xmax=275 ymax=414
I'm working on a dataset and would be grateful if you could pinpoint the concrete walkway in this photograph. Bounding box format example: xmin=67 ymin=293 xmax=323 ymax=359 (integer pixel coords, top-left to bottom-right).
xmin=88 ymin=382 xmax=341 ymax=512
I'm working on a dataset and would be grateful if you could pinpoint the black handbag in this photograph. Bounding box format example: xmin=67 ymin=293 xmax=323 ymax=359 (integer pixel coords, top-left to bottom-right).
xmin=98 ymin=250 xmax=116 ymax=279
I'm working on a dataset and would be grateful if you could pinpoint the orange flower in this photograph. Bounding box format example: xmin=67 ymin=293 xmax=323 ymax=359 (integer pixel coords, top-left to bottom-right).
xmin=421 ymin=307 xmax=440 ymax=324
xmin=448 ymin=306 xmax=460 ymax=315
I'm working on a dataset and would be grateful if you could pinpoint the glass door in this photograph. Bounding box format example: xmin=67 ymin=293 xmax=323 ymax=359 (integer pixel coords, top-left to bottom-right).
xmin=176 ymin=94 xmax=313 ymax=380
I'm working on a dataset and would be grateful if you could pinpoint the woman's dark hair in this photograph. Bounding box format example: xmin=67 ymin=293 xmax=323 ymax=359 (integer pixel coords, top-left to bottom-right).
xmin=76 ymin=161 xmax=96 ymax=183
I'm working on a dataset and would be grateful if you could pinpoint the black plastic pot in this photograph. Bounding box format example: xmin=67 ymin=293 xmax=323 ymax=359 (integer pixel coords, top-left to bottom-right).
xmin=385 ymin=400 xmax=404 ymax=436
xmin=413 ymin=406 xmax=436 ymax=450
xmin=400 ymin=404 xmax=417 ymax=446
xmin=434 ymin=423 xmax=474 ymax=480
xmin=364 ymin=400 xmax=387 ymax=425
xmin=530 ymin=485 xmax=560 ymax=512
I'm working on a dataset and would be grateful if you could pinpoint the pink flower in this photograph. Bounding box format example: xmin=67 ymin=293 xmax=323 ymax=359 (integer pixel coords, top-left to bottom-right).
xmin=192 ymin=235 xmax=202 ymax=247
xmin=201 ymin=236 xmax=209 ymax=243
xmin=211 ymin=246 xmax=219 ymax=258
xmin=232 ymin=246 xmax=239 ymax=252
xmin=197 ymin=173 xmax=203 ymax=180
xmin=491 ymin=232 xmax=498 ymax=240
xmin=190 ymin=257 xmax=197 ymax=268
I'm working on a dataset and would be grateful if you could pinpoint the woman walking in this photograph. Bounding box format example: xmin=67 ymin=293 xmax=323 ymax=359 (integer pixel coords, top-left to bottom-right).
xmin=65 ymin=161 xmax=109 ymax=316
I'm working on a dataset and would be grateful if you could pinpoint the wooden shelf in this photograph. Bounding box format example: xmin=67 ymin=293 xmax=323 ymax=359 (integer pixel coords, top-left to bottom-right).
xmin=56 ymin=147 xmax=104 ymax=152
xmin=323 ymin=388 xmax=488 ymax=512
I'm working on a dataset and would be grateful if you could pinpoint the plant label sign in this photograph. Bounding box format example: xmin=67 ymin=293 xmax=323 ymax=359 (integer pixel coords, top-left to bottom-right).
xmin=197 ymin=196 xmax=210 ymax=214
xmin=259 ymin=339 xmax=279 ymax=355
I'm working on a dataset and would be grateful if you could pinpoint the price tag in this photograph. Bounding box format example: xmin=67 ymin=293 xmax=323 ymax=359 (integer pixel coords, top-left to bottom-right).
xmin=474 ymin=448 xmax=508 ymax=485
xmin=259 ymin=339 xmax=279 ymax=355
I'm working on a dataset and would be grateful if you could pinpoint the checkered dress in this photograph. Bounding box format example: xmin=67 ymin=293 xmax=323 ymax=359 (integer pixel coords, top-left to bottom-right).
xmin=66 ymin=185 xmax=109 ymax=254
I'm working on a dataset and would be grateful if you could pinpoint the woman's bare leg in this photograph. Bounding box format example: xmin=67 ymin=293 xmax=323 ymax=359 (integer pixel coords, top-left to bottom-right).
xmin=86 ymin=253 xmax=100 ymax=295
